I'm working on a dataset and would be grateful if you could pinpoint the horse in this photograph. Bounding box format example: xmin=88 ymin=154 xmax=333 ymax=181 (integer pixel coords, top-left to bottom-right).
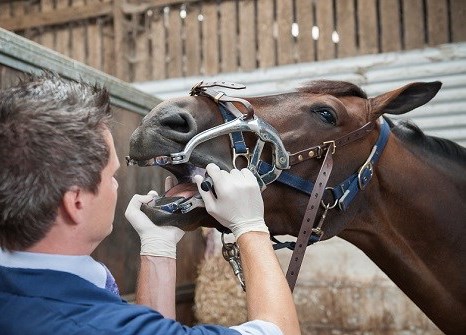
xmin=126 ymin=79 xmax=466 ymax=334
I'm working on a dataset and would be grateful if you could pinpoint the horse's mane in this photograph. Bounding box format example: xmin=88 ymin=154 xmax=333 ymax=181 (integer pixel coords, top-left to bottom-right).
xmin=389 ymin=118 xmax=466 ymax=163
xmin=297 ymin=80 xmax=368 ymax=99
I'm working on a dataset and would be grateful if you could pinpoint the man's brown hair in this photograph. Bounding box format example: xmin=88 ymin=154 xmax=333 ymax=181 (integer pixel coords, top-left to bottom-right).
xmin=0 ymin=72 xmax=112 ymax=251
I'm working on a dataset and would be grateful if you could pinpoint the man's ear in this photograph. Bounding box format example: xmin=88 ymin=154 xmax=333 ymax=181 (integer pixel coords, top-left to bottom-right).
xmin=62 ymin=187 xmax=85 ymax=225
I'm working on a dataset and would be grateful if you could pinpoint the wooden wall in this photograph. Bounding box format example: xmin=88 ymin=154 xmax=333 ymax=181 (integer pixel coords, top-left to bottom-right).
xmin=2 ymin=0 xmax=465 ymax=82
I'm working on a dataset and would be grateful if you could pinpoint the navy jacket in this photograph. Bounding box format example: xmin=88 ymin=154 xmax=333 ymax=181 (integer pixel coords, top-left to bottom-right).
xmin=0 ymin=266 xmax=240 ymax=335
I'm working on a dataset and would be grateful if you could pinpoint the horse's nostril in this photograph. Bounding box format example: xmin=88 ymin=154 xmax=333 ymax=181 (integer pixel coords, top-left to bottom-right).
xmin=160 ymin=113 xmax=192 ymax=134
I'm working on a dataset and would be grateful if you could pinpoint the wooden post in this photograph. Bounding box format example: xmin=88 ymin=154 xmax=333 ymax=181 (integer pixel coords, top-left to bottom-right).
xmin=113 ymin=0 xmax=128 ymax=81
xmin=296 ymin=0 xmax=315 ymax=63
xmin=257 ymin=0 xmax=275 ymax=68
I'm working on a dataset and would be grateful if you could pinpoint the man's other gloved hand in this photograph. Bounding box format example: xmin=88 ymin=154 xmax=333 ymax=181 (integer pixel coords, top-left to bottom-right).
xmin=125 ymin=178 xmax=184 ymax=258
xmin=194 ymin=163 xmax=269 ymax=239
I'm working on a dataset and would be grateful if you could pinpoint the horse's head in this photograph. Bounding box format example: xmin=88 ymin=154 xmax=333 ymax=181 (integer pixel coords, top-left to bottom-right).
xmin=127 ymin=80 xmax=441 ymax=238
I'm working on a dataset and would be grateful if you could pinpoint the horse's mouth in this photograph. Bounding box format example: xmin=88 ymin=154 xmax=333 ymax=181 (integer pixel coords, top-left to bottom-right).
xmin=126 ymin=133 xmax=232 ymax=229
xmin=147 ymin=163 xmax=207 ymax=214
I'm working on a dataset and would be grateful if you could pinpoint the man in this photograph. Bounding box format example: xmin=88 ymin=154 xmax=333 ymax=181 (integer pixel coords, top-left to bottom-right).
xmin=0 ymin=73 xmax=300 ymax=335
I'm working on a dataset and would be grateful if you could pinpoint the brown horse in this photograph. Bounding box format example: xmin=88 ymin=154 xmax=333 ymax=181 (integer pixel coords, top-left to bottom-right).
xmin=126 ymin=80 xmax=466 ymax=334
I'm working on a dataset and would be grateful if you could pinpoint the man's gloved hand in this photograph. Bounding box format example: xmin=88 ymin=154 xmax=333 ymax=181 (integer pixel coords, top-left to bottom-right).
xmin=194 ymin=163 xmax=269 ymax=239
xmin=125 ymin=177 xmax=184 ymax=258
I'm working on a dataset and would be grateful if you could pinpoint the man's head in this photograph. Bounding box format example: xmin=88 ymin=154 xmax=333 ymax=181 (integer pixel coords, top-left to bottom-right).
xmin=0 ymin=72 xmax=114 ymax=251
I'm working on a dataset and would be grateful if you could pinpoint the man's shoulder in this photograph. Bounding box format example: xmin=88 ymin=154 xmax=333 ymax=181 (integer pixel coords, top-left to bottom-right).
xmin=0 ymin=270 xmax=239 ymax=335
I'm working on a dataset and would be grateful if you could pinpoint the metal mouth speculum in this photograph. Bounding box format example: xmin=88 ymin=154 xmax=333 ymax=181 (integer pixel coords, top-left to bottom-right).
xmin=126 ymin=114 xmax=291 ymax=216
xmin=126 ymin=115 xmax=290 ymax=190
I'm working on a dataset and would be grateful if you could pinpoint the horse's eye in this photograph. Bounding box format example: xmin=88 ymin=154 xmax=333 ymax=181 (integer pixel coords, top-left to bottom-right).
xmin=316 ymin=108 xmax=337 ymax=126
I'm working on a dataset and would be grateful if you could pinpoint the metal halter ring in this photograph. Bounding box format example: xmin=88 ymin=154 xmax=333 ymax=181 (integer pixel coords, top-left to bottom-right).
xmin=321 ymin=186 xmax=338 ymax=209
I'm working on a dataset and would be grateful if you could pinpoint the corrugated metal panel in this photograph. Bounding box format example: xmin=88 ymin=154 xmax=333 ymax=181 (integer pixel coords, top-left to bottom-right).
xmin=134 ymin=43 xmax=466 ymax=147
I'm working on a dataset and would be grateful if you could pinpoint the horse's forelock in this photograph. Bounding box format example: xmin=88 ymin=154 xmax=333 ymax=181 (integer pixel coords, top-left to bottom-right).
xmin=297 ymin=80 xmax=367 ymax=99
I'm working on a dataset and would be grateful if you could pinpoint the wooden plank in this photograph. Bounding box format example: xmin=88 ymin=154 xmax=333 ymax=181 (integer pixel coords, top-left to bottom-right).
xmin=71 ymin=0 xmax=86 ymax=64
xmin=150 ymin=9 xmax=167 ymax=80
xmin=450 ymin=0 xmax=466 ymax=42
xmin=88 ymin=17 xmax=103 ymax=70
xmin=0 ymin=2 xmax=11 ymax=50
xmin=102 ymin=0 xmax=115 ymax=76
xmin=276 ymin=0 xmax=294 ymax=65
xmin=402 ymin=0 xmax=425 ymax=49
xmin=0 ymin=27 xmax=161 ymax=113
xmin=220 ymin=0 xmax=237 ymax=72
xmin=379 ymin=0 xmax=402 ymax=52
xmin=296 ymin=0 xmax=315 ymax=63
xmin=40 ymin=0 xmax=54 ymax=49
xmin=257 ymin=0 xmax=275 ymax=68
xmin=132 ymin=13 xmax=150 ymax=81
xmin=24 ymin=0 xmax=41 ymax=43
xmin=315 ymin=0 xmax=335 ymax=61
xmin=167 ymin=5 xmax=183 ymax=78
xmin=113 ymin=0 xmax=129 ymax=81
xmin=1 ymin=2 xmax=113 ymax=31
xmin=0 ymin=3 xmax=11 ymax=22
xmin=357 ymin=0 xmax=378 ymax=55
xmin=335 ymin=0 xmax=357 ymax=58
xmin=426 ymin=0 xmax=448 ymax=46
xmin=202 ymin=1 xmax=219 ymax=75
xmin=55 ymin=0 xmax=70 ymax=57
xmin=122 ymin=0 xmax=202 ymax=14
xmin=238 ymin=0 xmax=256 ymax=71
xmin=11 ymin=1 xmax=25 ymax=33
xmin=185 ymin=3 xmax=201 ymax=76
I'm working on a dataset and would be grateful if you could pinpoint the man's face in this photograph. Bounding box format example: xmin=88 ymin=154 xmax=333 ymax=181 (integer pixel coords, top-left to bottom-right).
xmin=85 ymin=128 xmax=120 ymax=246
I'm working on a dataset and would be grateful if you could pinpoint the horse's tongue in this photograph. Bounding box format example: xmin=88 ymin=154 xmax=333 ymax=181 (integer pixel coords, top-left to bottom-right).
xmin=165 ymin=182 xmax=198 ymax=198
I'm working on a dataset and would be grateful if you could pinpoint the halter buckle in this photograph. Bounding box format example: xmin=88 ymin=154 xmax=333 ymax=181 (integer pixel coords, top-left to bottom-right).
xmin=357 ymin=145 xmax=377 ymax=190
xmin=323 ymin=140 xmax=336 ymax=154
xmin=358 ymin=162 xmax=374 ymax=190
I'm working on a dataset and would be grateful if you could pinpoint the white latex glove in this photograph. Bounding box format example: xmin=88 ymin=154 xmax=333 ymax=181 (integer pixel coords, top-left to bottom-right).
xmin=194 ymin=163 xmax=269 ymax=239
xmin=125 ymin=179 xmax=184 ymax=258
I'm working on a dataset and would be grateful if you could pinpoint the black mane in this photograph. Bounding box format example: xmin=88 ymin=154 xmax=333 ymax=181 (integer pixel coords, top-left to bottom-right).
xmin=391 ymin=119 xmax=466 ymax=164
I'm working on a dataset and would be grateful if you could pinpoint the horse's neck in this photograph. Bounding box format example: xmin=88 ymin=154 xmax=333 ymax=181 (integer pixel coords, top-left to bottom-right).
xmin=342 ymin=136 xmax=466 ymax=333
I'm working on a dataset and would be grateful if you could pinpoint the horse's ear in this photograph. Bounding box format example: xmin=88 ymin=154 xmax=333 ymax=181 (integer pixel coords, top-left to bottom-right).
xmin=368 ymin=81 xmax=442 ymax=120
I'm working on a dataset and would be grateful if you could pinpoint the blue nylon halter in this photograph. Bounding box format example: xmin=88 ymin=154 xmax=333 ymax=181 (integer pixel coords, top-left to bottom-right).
xmin=218 ymin=102 xmax=249 ymax=156
xmin=258 ymin=118 xmax=390 ymax=211
xmin=219 ymin=103 xmax=391 ymax=250
xmin=212 ymin=86 xmax=391 ymax=251
xmin=219 ymin=98 xmax=391 ymax=212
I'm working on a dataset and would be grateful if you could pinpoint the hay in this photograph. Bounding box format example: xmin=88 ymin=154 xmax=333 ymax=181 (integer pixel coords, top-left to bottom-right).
xmin=194 ymin=234 xmax=443 ymax=334
xmin=194 ymin=254 xmax=247 ymax=325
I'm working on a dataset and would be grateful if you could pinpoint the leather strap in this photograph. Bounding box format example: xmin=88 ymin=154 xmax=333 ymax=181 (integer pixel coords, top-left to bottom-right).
xmin=285 ymin=143 xmax=334 ymax=291
xmin=192 ymin=81 xmax=246 ymax=90
xmin=191 ymin=81 xmax=254 ymax=119
xmin=289 ymin=121 xmax=375 ymax=166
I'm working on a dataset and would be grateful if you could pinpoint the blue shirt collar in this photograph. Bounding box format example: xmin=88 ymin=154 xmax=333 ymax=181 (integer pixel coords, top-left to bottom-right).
xmin=0 ymin=250 xmax=107 ymax=289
